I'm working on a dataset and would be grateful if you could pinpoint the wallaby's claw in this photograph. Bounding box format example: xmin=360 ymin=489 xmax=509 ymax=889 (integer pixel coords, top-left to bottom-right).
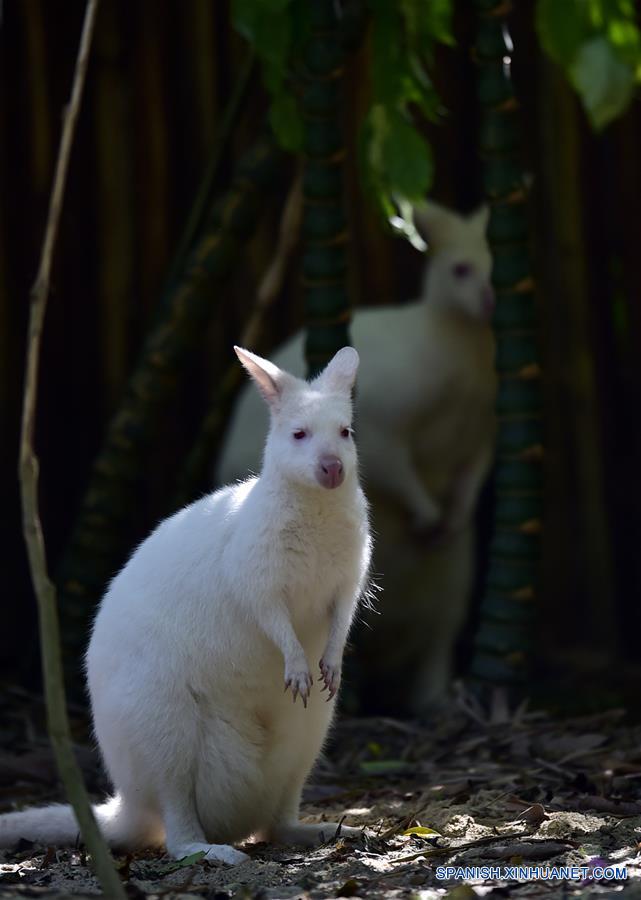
xmin=319 ymin=658 xmax=340 ymax=700
xmin=284 ymin=669 xmax=313 ymax=706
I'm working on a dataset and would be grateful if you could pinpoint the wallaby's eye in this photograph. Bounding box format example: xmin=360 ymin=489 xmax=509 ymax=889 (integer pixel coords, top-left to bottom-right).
xmin=453 ymin=262 xmax=472 ymax=279
xmin=341 ymin=427 xmax=351 ymax=439
xmin=292 ymin=429 xmax=307 ymax=441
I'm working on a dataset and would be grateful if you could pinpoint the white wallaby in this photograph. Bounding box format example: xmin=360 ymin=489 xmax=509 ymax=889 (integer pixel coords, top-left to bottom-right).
xmin=0 ymin=347 xmax=371 ymax=864
xmin=217 ymin=202 xmax=497 ymax=713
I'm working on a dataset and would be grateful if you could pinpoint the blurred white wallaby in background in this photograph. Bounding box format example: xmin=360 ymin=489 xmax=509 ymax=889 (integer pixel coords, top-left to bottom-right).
xmin=217 ymin=202 xmax=497 ymax=715
xmin=0 ymin=347 xmax=371 ymax=863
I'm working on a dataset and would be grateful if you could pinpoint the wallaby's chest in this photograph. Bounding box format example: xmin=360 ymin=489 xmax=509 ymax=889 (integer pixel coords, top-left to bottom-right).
xmin=276 ymin=512 xmax=361 ymax=611
xmin=413 ymin=334 xmax=496 ymax=468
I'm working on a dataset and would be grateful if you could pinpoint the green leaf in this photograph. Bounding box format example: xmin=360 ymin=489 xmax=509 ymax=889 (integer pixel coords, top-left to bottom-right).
xmin=535 ymin=0 xmax=641 ymax=129
xmin=154 ymin=850 xmax=206 ymax=873
xmin=370 ymin=2 xmax=405 ymax=106
xmin=571 ymin=35 xmax=636 ymax=129
xmin=358 ymin=131 xmax=396 ymax=221
xmin=402 ymin=826 xmax=441 ymax=837
xmin=417 ymin=0 xmax=454 ymax=47
xmin=536 ymin=0 xmax=589 ymax=64
xmin=364 ymin=0 xmax=443 ymax=218
xmin=360 ymin=105 xmax=434 ymax=222
xmin=232 ymin=0 xmax=292 ymax=67
xmin=175 ymin=851 xmax=206 ymax=866
xmin=231 ymin=0 xmax=301 ymax=152
xmin=375 ymin=108 xmax=433 ymax=199
xmin=269 ymin=94 xmax=304 ymax=153
xmin=269 ymin=94 xmax=303 ymax=151
xmin=407 ymin=56 xmax=444 ymax=122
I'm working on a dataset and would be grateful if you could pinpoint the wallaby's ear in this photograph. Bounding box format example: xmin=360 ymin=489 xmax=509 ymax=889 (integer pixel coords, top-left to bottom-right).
xmin=234 ymin=346 xmax=291 ymax=407
xmin=315 ymin=346 xmax=359 ymax=394
xmin=468 ymin=203 xmax=490 ymax=234
xmin=412 ymin=201 xmax=459 ymax=248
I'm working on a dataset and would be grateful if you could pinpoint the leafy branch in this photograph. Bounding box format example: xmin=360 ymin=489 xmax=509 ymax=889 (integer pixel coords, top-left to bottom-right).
xmin=232 ymin=0 xmax=455 ymax=218
xmin=362 ymin=0 xmax=453 ymax=216
xmin=536 ymin=0 xmax=641 ymax=129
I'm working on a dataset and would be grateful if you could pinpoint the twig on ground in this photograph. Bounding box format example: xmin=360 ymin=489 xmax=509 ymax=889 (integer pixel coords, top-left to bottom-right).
xmin=389 ymin=832 xmax=576 ymax=865
xmin=18 ymin=1 xmax=125 ymax=896
xmin=479 ymin=840 xmax=576 ymax=860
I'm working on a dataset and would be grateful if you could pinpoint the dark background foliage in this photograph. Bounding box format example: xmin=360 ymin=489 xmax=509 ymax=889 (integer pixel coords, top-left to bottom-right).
xmin=2 ymin=0 xmax=641 ymax=710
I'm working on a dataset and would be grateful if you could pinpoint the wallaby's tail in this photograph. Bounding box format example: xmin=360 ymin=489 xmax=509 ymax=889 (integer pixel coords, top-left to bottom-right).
xmin=0 ymin=795 xmax=161 ymax=850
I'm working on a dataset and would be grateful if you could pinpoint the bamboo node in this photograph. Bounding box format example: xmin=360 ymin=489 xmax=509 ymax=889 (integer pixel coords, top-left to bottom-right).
xmin=303 ymin=148 xmax=347 ymax=165
xmin=310 ymin=231 xmax=350 ymax=248
xmin=480 ymin=0 xmax=513 ymax=18
xmin=505 ymin=187 xmax=529 ymax=204
xmin=518 ymin=363 xmax=542 ymax=380
xmin=64 ymin=580 xmax=87 ymax=596
xmin=512 ymin=586 xmax=536 ymax=601
xmin=520 ymin=444 xmax=544 ymax=462
xmin=300 ymin=64 xmax=346 ymax=82
xmin=306 ymin=309 xmax=352 ymax=327
xmin=300 ymin=274 xmax=345 ymax=288
xmin=492 ymin=97 xmax=520 ymax=113
xmin=519 ymin=519 xmax=542 ymax=535
xmin=512 ymin=275 xmax=536 ymax=293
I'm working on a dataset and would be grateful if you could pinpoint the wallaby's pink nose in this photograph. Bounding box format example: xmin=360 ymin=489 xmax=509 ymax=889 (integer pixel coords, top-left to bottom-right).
xmin=317 ymin=455 xmax=344 ymax=489
xmin=481 ymin=284 xmax=495 ymax=321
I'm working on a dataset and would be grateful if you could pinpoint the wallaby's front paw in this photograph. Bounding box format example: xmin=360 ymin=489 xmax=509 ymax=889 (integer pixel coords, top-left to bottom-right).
xmin=284 ymin=663 xmax=313 ymax=706
xmin=319 ymin=657 xmax=341 ymax=700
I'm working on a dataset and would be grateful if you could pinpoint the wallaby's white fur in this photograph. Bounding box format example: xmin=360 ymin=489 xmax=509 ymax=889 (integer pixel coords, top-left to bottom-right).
xmin=217 ymin=203 xmax=497 ymax=712
xmin=0 ymin=347 xmax=371 ymax=864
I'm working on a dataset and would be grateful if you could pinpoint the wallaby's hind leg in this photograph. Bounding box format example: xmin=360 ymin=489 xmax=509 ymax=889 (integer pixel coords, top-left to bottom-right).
xmin=271 ymin=820 xmax=361 ymax=846
xmin=268 ymin=773 xmax=361 ymax=847
xmin=410 ymin=527 xmax=474 ymax=715
xmin=162 ymin=789 xmax=249 ymax=865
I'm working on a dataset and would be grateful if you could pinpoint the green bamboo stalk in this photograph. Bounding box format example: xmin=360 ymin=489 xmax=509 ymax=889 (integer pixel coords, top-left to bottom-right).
xmin=469 ymin=0 xmax=541 ymax=688
xmin=57 ymin=137 xmax=284 ymax=658
xmin=18 ymin=1 xmax=125 ymax=894
xmin=300 ymin=0 xmax=352 ymax=377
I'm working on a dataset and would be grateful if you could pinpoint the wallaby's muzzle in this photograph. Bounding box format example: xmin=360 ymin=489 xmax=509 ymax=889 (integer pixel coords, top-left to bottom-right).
xmin=317 ymin=455 xmax=344 ymax=489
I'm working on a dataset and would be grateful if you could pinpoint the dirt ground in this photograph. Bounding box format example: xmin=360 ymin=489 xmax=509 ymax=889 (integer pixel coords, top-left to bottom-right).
xmin=1 ymin=684 xmax=640 ymax=899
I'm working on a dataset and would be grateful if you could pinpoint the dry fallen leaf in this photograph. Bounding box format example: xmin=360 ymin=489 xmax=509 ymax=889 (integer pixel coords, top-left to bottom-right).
xmin=515 ymin=803 xmax=547 ymax=828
